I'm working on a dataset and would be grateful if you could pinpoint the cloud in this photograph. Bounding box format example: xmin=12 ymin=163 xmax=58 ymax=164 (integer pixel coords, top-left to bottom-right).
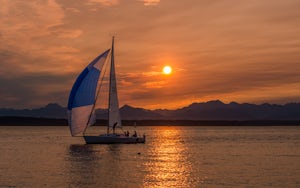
xmin=86 ymin=0 xmax=119 ymax=6
xmin=66 ymin=7 xmax=81 ymax=13
xmin=49 ymin=26 xmax=83 ymax=38
xmin=0 ymin=0 xmax=86 ymax=108
xmin=0 ymin=1 xmax=64 ymax=39
xmin=0 ymin=72 xmax=74 ymax=108
xmin=141 ymin=0 xmax=160 ymax=6
xmin=143 ymin=81 xmax=166 ymax=88
xmin=85 ymin=0 xmax=160 ymax=7
xmin=0 ymin=0 xmax=85 ymax=74
xmin=118 ymin=69 xmax=165 ymax=89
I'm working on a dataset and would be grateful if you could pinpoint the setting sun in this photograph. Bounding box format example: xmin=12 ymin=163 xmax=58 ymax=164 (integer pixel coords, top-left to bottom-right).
xmin=163 ymin=66 xmax=172 ymax=75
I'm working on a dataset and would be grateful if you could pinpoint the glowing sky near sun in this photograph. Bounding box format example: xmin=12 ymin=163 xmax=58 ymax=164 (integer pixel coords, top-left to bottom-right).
xmin=0 ymin=0 xmax=300 ymax=109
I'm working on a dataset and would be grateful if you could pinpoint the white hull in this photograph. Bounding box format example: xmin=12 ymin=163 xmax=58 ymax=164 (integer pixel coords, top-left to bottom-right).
xmin=84 ymin=134 xmax=146 ymax=144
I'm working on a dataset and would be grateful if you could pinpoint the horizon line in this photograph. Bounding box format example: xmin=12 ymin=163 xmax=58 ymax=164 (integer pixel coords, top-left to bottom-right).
xmin=2 ymin=99 xmax=300 ymax=111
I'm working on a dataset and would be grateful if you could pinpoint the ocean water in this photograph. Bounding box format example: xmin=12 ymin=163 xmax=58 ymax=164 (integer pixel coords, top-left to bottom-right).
xmin=0 ymin=126 xmax=299 ymax=188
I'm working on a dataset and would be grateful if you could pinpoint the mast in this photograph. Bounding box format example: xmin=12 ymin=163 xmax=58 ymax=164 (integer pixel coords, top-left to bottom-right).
xmin=107 ymin=36 xmax=122 ymax=134
xmin=107 ymin=37 xmax=114 ymax=134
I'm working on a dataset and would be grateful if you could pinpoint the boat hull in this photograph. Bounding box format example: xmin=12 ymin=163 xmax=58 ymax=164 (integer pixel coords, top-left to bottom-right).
xmin=84 ymin=134 xmax=145 ymax=144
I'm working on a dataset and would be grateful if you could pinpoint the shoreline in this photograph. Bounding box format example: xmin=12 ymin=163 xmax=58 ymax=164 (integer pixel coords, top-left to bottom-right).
xmin=0 ymin=117 xmax=299 ymax=126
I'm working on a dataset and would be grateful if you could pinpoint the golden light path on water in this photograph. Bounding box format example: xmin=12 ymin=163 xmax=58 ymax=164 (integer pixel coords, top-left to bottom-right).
xmin=142 ymin=127 xmax=193 ymax=187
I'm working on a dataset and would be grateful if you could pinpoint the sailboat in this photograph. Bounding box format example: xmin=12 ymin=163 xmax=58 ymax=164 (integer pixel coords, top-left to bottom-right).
xmin=67 ymin=37 xmax=145 ymax=144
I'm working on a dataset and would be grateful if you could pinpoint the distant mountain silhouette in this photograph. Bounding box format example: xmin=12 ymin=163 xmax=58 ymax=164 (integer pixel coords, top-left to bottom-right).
xmin=0 ymin=100 xmax=299 ymax=120
xmin=94 ymin=105 xmax=163 ymax=120
xmin=0 ymin=103 xmax=66 ymax=118
xmin=153 ymin=100 xmax=300 ymax=120
xmin=120 ymin=105 xmax=163 ymax=120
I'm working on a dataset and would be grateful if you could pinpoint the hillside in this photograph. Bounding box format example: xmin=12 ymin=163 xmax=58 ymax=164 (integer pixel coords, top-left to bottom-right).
xmin=0 ymin=100 xmax=300 ymax=120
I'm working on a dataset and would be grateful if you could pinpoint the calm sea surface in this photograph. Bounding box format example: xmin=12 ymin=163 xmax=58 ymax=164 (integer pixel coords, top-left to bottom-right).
xmin=0 ymin=126 xmax=299 ymax=188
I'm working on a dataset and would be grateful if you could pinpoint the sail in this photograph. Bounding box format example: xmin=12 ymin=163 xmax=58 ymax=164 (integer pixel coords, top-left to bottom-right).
xmin=68 ymin=49 xmax=110 ymax=136
xmin=109 ymin=38 xmax=122 ymax=129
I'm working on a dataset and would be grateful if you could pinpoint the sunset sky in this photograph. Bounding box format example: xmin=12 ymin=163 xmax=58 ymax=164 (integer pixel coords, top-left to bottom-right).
xmin=1 ymin=0 xmax=300 ymax=109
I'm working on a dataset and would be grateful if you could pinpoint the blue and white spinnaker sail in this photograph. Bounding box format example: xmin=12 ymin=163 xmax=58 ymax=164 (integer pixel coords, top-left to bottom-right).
xmin=68 ymin=49 xmax=110 ymax=136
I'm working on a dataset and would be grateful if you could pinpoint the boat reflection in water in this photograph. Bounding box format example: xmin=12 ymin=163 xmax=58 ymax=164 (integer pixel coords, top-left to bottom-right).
xmin=67 ymin=144 xmax=99 ymax=187
xmin=67 ymin=143 xmax=127 ymax=187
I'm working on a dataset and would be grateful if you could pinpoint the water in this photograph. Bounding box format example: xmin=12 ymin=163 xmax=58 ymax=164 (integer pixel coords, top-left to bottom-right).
xmin=0 ymin=126 xmax=299 ymax=187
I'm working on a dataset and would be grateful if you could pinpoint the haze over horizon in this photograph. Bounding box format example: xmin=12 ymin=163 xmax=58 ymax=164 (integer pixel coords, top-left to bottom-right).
xmin=1 ymin=0 xmax=300 ymax=109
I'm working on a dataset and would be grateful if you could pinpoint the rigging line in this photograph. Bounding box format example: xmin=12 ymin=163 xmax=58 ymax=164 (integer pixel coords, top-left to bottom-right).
xmin=108 ymin=37 xmax=114 ymax=134
xmin=83 ymin=49 xmax=111 ymax=135
xmin=93 ymin=50 xmax=111 ymax=112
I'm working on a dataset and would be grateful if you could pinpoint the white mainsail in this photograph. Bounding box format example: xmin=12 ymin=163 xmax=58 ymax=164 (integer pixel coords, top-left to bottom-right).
xmin=108 ymin=37 xmax=122 ymax=131
xmin=67 ymin=49 xmax=110 ymax=136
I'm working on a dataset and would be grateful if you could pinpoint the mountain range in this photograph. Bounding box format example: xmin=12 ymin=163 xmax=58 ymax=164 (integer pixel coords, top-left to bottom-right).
xmin=0 ymin=100 xmax=300 ymax=120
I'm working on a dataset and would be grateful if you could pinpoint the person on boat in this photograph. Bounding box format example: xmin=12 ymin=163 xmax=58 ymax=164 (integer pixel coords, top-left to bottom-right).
xmin=133 ymin=130 xmax=137 ymax=137
xmin=113 ymin=122 xmax=118 ymax=134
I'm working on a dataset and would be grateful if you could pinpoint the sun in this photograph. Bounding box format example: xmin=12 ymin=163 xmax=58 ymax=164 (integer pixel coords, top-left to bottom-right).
xmin=163 ymin=66 xmax=172 ymax=75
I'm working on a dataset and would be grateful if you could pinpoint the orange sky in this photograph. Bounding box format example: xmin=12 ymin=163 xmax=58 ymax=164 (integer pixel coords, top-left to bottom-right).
xmin=0 ymin=0 xmax=300 ymax=109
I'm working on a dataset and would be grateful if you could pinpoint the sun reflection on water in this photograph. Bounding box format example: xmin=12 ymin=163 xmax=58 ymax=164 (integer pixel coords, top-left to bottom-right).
xmin=143 ymin=127 xmax=192 ymax=187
